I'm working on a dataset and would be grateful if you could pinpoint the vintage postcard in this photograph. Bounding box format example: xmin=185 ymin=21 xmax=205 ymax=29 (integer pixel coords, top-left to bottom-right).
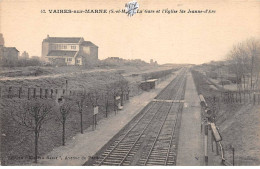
xmin=0 ymin=0 xmax=260 ymax=166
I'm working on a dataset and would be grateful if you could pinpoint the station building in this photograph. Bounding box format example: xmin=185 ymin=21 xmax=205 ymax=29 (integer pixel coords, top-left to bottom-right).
xmin=42 ymin=35 xmax=98 ymax=66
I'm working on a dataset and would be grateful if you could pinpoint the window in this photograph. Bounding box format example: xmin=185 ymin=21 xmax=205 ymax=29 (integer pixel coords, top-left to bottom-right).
xmin=71 ymin=45 xmax=76 ymax=49
xmin=67 ymin=58 xmax=72 ymax=62
xmin=52 ymin=44 xmax=58 ymax=50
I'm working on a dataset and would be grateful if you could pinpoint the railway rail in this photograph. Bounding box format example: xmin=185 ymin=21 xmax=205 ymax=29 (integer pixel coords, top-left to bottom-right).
xmin=88 ymin=68 xmax=188 ymax=166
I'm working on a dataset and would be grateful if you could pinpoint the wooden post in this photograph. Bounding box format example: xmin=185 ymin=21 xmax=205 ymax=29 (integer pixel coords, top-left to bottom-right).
xmin=33 ymin=88 xmax=36 ymax=98
xmin=114 ymin=96 xmax=117 ymax=115
xmin=65 ymin=80 xmax=68 ymax=95
xmin=94 ymin=115 xmax=96 ymax=129
xmin=95 ymin=114 xmax=97 ymax=127
xmin=50 ymin=89 xmax=53 ymax=98
xmin=127 ymin=91 xmax=129 ymax=100
xmin=232 ymin=147 xmax=235 ymax=166
xmin=256 ymin=93 xmax=260 ymax=104
xmin=0 ymin=86 xmax=2 ymax=98
xmin=253 ymin=93 xmax=255 ymax=105
xmin=243 ymin=91 xmax=245 ymax=104
xmin=211 ymin=131 xmax=214 ymax=152
xmin=204 ymin=124 xmax=208 ymax=166
xmin=63 ymin=89 xmax=65 ymax=95
xmin=28 ymin=88 xmax=30 ymax=100
xmin=40 ymin=88 xmax=42 ymax=98
xmin=121 ymin=93 xmax=124 ymax=106
xmin=19 ymin=87 xmax=22 ymax=98
xmin=92 ymin=115 xmax=95 ymax=131
xmin=239 ymin=92 xmax=242 ymax=103
xmin=45 ymin=89 xmax=48 ymax=98
xmin=56 ymin=89 xmax=58 ymax=94
xmin=216 ymin=141 xmax=219 ymax=155
xmin=201 ymin=121 xmax=203 ymax=133
xmin=8 ymin=87 xmax=12 ymax=98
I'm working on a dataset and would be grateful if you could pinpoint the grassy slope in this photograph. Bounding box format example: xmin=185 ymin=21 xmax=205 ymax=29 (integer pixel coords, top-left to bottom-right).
xmin=0 ymin=71 xmax=124 ymax=165
xmin=0 ymin=68 xmax=127 ymax=165
xmin=219 ymin=104 xmax=260 ymax=165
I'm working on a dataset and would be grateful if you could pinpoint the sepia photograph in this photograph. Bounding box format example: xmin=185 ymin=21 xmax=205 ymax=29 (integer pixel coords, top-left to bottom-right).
xmin=0 ymin=0 xmax=260 ymax=166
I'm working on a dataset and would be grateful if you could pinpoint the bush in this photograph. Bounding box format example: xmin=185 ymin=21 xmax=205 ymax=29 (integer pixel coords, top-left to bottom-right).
xmin=0 ymin=58 xmax=42 ymax=67
xmin=219 ymin=80 xmax=231 ymax=85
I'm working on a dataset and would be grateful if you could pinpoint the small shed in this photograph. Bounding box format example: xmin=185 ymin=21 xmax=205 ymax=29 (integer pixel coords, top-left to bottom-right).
xmin=140 ymin=79 xmax=158 ymax=91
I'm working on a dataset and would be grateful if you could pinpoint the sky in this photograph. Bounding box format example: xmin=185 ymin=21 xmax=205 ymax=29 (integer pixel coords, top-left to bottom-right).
xmin=0 ymin=0 xmax=260 ymax=64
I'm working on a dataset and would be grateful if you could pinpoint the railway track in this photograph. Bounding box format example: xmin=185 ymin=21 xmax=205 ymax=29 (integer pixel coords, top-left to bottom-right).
xmin=138 ymin=73 xmax=186 ymax=165
xmin=90 ymin=68 xmax=187 ymax=166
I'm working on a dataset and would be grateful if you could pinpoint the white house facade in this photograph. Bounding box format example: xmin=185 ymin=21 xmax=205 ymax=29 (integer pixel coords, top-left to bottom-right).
xmin=42 ymin=35 xmax=98 ymax=66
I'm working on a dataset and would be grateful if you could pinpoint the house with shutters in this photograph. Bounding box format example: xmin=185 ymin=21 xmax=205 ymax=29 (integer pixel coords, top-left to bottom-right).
xmin=41 ymin=35 xmax=98 ymax=66
xmin=0 ymin=46 xmax=19 ymax=62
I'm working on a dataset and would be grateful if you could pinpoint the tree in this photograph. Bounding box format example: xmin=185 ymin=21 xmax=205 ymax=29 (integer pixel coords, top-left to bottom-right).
xmin=227 ymin=42 xmax=250 ymax=92
xmin=126 ymin=84 xmax=130 ymax=100
xmin=20 ymin=51 xmax=29 ymax=59
xmin=110 ymin=81 xmax=120 ymax=114
xmin=56 ymin=99 xmax=73 ymax=146
xmin=246 ymin=38 xmax=260 ymax=90
xmin=0 ymin=33 xmax=4 ymax=46
xmin=227 ymin=39 xmax=260 ymax=92
xmin=104 ymin=84 xmax=112 ymax=118
xmin=10 ymin=100 xmax=53 ymax=163
xmin=119 ymin=79 xmax=128 ymax=106
xmin=88 ymin=89 xmax=100 ymax=108
xmin=76 ymin=95 xmax=86 ymax=134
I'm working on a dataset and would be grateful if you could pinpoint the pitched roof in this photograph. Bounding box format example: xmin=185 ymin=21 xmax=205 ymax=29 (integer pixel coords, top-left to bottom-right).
xmin=44 ymin=37 xmax=82 ymax=43
xmin=3 ymin=47 xmax=19 ymax=52
xmin=81 ymin=41 xmax=98 ymax=47
xmin=47 ymin=50 xmax=77 ymax=57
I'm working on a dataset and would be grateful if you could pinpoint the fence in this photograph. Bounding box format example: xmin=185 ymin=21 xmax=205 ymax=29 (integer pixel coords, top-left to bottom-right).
xmin=191 ymin=69 xmax=260 ymax=106
xmin=202 ymin=91 xmax=260 ymax=106
xmin=0 ymin=86 xmax=78 ymax=99
xmin=220 ymin=91 xmax=260 ymax=105
xmin=0 ymin=86 xmax=131 ymax=101
xmin=199 ymin=94 xmax=235 ymax=166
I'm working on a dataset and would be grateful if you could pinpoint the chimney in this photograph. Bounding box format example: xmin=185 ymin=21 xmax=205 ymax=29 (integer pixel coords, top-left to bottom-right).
xmin=47 ymin=34 xmax=49 ymax=38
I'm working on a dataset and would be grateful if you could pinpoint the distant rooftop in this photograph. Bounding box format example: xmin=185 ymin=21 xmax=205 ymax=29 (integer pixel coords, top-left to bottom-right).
xmin=44 ymin=37 xmax=82 ymax=43
xmin=81 ymin=41 xmax=98 ymax=47
xmin=2 ymin=47 xmax=19 ymax=52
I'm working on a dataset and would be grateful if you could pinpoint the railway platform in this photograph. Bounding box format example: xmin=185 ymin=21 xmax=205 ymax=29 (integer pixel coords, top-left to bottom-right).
xmin=176 ymin=72 xmax=204 ymax=165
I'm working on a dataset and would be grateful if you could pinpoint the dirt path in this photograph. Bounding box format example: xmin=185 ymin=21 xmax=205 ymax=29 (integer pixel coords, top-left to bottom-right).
xmin=29 ymin=71 xmax=180 ymax=166
xmin=176 ymin=72 xmax=204 ymax=166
